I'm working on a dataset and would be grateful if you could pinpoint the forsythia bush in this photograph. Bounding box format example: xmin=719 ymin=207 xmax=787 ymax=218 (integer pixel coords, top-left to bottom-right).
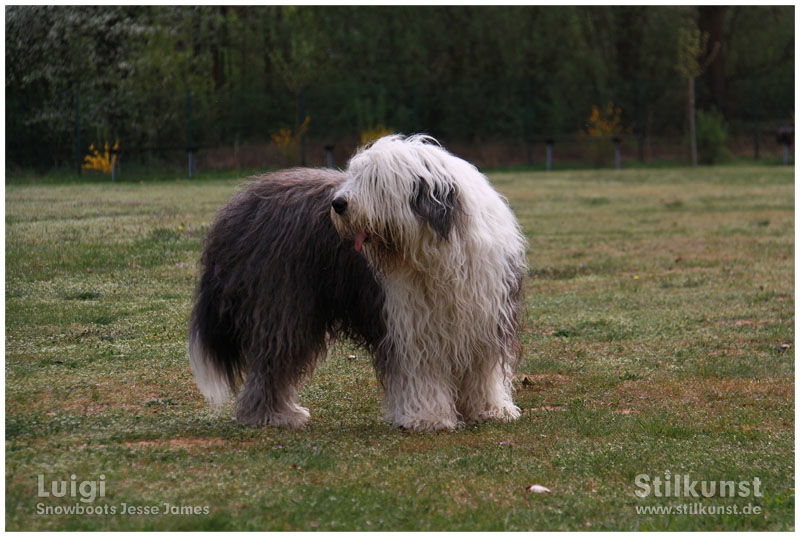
xmin=581 ymin=103 xmax=628 ymax=166
xmin=585 ymin=102 xmax=626 ymax=137
xmin=82 ymin=140 xmax=119 ymax=174
xmin=271 ymin=116 xmax=310 ymax=165
xmin=360 ymin=125 xmax=394 ymax=146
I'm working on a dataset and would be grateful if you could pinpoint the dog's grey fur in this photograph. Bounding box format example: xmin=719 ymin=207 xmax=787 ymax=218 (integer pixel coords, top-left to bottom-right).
xmin=189 ymin=168 xmax=386 ymax=426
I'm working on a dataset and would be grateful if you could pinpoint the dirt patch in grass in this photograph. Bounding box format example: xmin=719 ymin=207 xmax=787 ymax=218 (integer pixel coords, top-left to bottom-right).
xmin=612 ymin=377 xmax=793 ymax=420
xmin=8 ymin=376 xmax=204 ymax=417
xmin=123 ymin=437 xmax=248 ymax=451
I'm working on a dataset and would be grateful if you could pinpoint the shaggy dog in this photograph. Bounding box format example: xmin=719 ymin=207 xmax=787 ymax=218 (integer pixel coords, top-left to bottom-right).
xmin=190 ymin=135 xmax=527 ymax=431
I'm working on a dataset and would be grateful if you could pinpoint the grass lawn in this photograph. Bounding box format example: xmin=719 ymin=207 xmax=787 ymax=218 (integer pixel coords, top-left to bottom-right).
xmin=5 ymin=166 xmax=794 ymax=530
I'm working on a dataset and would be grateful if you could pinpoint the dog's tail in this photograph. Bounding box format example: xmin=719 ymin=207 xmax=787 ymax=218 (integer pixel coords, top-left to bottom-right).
xmin=188 ymin=328 xmax=232 ymax=408
xmin=188 ymin=289 xmax=245 ymax=408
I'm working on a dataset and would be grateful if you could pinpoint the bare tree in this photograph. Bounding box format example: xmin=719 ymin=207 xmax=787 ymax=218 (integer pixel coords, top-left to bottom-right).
xmin=676 ymin=25 xmax=720 ymax=166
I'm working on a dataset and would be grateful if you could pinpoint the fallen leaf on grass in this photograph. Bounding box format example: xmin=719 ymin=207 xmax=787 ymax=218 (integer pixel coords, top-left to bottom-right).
xmin=526 ymin=484 xmax=551 ymax=494
xmin=519 ymin=375 xmax=534 ymax=387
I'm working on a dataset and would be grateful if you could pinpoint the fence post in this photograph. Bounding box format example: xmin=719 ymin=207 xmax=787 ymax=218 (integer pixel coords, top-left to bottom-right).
xmin=74 ymin=91 xmax=81 ymax=175
xmin=777 ymin=127 xmax=793 ymax=166
xmin=325 ymin=144 xmax=335 ymax=168
xmin=413 ymin=83 xmax=420 ymax=133
xmin=299 ymin=88 xmax=307 ymax=166
xmin=688 ymin=76 xmax=697 ymax=166
xmin=187 ymin=89 xmax=194 ymax=178
xmin=613 ymin=137 xmax=622 ymax=170
xmin=752 ymin=75 xmax=759 ymax=160
xmin=546 ymin=138 xmax=554 ymax=172
xmin=525 ymin=79 xmax=533 ymax=166
xmin=635 ymin=76 xmax=644 ymax=162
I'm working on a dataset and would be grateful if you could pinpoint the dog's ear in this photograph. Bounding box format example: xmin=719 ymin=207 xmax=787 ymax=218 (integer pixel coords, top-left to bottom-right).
xmin=411 ymin=179 xmax=460 ymax=240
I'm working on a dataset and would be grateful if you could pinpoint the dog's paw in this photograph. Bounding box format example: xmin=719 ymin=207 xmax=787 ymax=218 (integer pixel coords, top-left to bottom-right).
xmin=391 ymin=413 xmax=460 ymax=432
xmin=270 ymin=405 xmax=311 ymax=428
xmin=240 ymin=405 xmax=311 ymax=428
xmin=465 ymin=403 xmax=521 ymax=423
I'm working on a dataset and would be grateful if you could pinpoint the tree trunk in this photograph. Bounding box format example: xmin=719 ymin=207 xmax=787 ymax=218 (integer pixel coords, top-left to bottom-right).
xmin=212 ymin=6 xmax=228 ymax=91
xmin=699 ymin=6 xmax=726 ymax=112
xmin=263 ymin=8 xmax=272 ymax=90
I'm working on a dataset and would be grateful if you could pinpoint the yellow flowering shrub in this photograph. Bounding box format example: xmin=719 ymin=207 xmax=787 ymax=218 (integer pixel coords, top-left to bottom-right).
xmin=271 ymin=116 xmax=310 ymax=165
xmin=581 ymin=103 xmax=628 ymax=166
xmin=82 ymin=140 xmax=119 ymax=174
xmin=360 ymin=125 xmax=393 ymax=146
xmin=584 ymin=102 xmax=626 ymax=137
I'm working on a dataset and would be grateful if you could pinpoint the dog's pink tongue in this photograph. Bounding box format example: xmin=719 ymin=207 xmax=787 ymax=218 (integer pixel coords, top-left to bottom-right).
xmin=354 ymin=231 xmax=368 ymax=253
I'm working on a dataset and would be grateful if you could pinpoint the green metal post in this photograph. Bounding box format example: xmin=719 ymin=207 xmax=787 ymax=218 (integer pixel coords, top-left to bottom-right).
xmin=75 ymin=91 xmax=81 ymax=175
xmin=752 ymin=76 xmax=759 ymax=160
xmin=413 ymin=83 xmax=420 ymax=133
xmin=187 ymin=89 xmax=194 ymax=178
xmin=299 ymin=88 xmax=306 ymax=166
xmin=636 ymin=77 xmax=644 ymax=162
xmin=525 ymin=79 xmax=533 ymax=166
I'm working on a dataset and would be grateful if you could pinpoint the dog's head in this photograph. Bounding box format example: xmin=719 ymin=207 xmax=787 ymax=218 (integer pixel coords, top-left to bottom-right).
xmin=331 ymin=135 xmax=464 ymax=269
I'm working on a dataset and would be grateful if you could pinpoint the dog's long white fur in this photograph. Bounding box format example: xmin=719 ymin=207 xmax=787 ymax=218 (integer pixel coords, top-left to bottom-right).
xmin=334 ymin=135 xmax=528 ymax=431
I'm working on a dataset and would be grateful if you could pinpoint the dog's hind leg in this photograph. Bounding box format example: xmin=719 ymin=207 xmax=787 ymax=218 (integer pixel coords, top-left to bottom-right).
xmin=234 ymin=334 xmax=325 ymax=428
xmin=235 ymin=374 xmax=312 ymax=427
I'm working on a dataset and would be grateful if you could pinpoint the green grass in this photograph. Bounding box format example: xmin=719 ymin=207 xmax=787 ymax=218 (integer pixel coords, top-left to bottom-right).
xmin=6 ymin=165 xmax=794 ymax=530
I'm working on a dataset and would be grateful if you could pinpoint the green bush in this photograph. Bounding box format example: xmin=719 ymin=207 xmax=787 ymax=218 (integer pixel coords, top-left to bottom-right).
xmin=696 ymin=109 xmax=730 ymax=164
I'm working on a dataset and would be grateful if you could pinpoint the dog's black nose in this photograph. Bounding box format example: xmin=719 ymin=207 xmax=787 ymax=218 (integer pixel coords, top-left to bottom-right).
xmin=331 ymin=196 xmax=348 ymax=215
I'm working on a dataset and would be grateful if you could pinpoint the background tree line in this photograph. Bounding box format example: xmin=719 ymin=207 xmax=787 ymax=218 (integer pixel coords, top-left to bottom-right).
xmin=5 ymin=5 xmax=794 ymax=171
